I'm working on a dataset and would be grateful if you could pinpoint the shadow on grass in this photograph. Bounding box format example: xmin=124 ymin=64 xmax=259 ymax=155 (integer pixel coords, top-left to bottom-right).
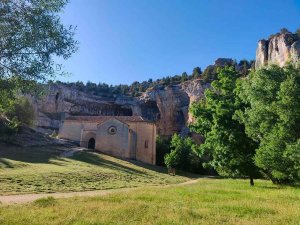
xmin=0 ymin=142 xmax=69 ymax=167
xmin=73 ymin=150 xmax=203 ymax=179
xmin=0 ymin=142 xmax=200 ymax=179
xmin=0 ymin=158 xmax=14 ymax=168
xmin=71 ymin=151 xmax=151 ymax=176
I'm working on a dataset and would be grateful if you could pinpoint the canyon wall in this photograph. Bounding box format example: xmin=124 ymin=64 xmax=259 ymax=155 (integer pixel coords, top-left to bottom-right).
xmin=30 ymin=79 xmax=209 ymax=137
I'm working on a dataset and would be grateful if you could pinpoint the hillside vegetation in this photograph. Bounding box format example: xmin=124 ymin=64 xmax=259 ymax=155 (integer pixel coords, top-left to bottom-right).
xmin=0 ymin=144 xmax=191 ymax=195
xmin=0 ymin=179 xmax=299 ymax=225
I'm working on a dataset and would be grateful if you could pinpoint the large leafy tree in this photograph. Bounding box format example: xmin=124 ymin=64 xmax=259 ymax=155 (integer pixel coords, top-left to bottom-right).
xmin=0 ymin=0 xmax=77 ymax=81
xmin=237 ymin=64 xmax=300 ymax=184
xmin=190 ymin=67 xmax=259 ymax=185
xmin=0 ymin=0 xmax=77 ymax=127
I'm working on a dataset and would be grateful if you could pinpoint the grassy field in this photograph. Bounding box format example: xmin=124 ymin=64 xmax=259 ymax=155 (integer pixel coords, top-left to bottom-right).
xmin=1 ymin=143 xmax=299 ymax=224
xmin=0 ymin=144 xmax=191 ymax=195
xmin=0 ymin=178 xmax=299 ymax=225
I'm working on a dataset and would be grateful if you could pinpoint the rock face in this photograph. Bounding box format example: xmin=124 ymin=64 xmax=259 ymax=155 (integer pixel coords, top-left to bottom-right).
xmin=291 ymin=41 xmax=300 ymax=63
xmin=255 ymin=32 xmax=300 ymax=68
xmin=140 ymin=80 xmax=208 ymax=136
xmin=30 ymin=79 xmax=209 ymax=137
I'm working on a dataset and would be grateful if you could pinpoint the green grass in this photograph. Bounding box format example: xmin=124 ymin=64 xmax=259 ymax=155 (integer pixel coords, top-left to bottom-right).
xmin=0 ymin=179 xmax=299 ymax=225
xmin=0 ymin=144 xmax=191 ymax=195
xmin=1 ymin=144 xmax=299 ymax=224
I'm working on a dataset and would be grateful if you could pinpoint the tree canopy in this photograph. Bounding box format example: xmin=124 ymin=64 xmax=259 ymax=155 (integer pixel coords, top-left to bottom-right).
xmin=0 ymin=0 xmax=77 ymax=131
xmin=237 ymin=64 xmax=300 ymax=183
xmin=190 ymin=66 xmax=259 ymax=185
xmin=0 ymin=0 xmax=77 ymax=81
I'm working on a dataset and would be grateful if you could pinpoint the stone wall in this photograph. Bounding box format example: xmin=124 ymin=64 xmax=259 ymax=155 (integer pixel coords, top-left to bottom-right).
xmin=96 ymin=119 xmax=130 ymax=159
xmin=58 ymin=117 xmax=156 ymax=164
xmin=58 ymin=121 xmax=82 ymax=142
xmin=132 ymin=122 xmax=156 ymax=165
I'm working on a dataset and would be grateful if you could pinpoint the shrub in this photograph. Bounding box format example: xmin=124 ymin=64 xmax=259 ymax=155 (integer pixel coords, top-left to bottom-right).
xmin=156 ymin=136 xmax=171 ymax=166
xmin=164 ymin=134 xmax=202 ymax=173
xmin=6 ymin=97 xmax=35 ymax=126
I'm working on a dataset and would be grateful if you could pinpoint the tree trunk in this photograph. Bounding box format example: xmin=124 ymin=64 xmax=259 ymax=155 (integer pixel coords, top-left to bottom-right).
xmin=250 ymin=177 xmax=254 ymax=186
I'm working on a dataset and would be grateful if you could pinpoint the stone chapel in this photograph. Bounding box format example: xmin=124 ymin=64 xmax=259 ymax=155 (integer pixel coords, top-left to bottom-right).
xmin=58 ymin=116 xmax=156 ymax=165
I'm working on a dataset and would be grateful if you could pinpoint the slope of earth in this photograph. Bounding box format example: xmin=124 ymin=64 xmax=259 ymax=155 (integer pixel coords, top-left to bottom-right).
xmin=0 ymin=179 xmax=299 ymax=225
xmin=0 ymin=143 xmax=192 ymax=195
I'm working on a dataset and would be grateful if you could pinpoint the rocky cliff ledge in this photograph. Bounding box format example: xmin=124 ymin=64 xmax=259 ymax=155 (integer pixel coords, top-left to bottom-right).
xmin=255 ymin=31 xmax=300 ymax=68
xmin=30 ymin=79 xmax=209 ymax=137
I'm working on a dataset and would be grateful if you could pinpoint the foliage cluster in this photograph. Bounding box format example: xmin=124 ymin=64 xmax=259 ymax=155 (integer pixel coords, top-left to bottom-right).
xmin=0 ymin=0 xmax=77 ymax=133
xmin=0 ymin=77 xmax=38 ymax=133
xmin=237 ymin=64 xmax=300 ymax=183
xmin=58 ymin=59 xmax=252 ymax=98
xmin=164 ymin=134 xmax=204 ymax=173
xmin=0 ymin=0 xmax=77 ymax=81
xmin=190 ymin=66 xmax=259 ymax=185
xmin=297 ymin=28 xmax=300 ymax=38
xmin=155 ymin=136 xmax=171 ymax=166
xmin=56 ymin=67 xmax=202 ymax=97
xmin=190 ymin=63 xmax=300 ymax=185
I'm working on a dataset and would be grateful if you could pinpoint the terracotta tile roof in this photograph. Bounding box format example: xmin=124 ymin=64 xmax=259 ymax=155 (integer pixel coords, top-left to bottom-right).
xmin=65 ymin=116 xmax=153 ymax=123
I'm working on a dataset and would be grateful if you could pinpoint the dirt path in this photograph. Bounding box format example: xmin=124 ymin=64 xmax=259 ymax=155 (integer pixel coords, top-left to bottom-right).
xmin=0 ymin=179 xmax=199 ymax=205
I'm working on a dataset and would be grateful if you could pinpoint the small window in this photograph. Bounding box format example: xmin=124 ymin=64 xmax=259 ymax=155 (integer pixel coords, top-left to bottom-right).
xmin=144 ymin=140 xmax=149 ymax=148
xmin=108 ymin=126 xmax=117 ymax=135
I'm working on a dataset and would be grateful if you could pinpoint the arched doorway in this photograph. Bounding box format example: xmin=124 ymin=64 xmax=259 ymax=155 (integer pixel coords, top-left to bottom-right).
xmin=88 ymin=138 xmax=95 ymax=150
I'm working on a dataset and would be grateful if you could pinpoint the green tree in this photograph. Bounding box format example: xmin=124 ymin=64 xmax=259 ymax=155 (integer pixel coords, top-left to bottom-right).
xmin=238 ymin=60 xmax=251 ymax=77
xmin=190 ymin=67 xmax=259 ymax=185
xmin=192 ymin=67 xmax=202 ymax=79
xmin=202 ymin=65 xmax=217 ymax=83
xmin=237 ymin=64 xmax=300 ymax=184
xmin=0 ymin=0 xmax=77 ymax=81
xmin=181 ymin=72 xmax=188 ymax=82
xmin=164 ymin=134 xmax=201 ymax=173
xmin=75 ymin=81 xmax=85 ymax=92
xmin=0 ymin=0 xmax=77 ymax=132
xmin=296 ymin=28 xmax=300 ymax=38
xmin=6 ymin=96 xmax=35 ymax=126
xmin=156 ymin=136 xmax=171 ymax=166
xmin=280 ymin=28 xmax=290 ymax=34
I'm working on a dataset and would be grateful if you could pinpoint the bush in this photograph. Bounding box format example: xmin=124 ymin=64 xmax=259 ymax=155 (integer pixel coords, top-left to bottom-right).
xmin=164 ymin=134 xmax=202 ymax=173
xmin=156 ymin=136 xmax=171 ymax=166
xmin=6 ymin=97 xmax=35 ymax=126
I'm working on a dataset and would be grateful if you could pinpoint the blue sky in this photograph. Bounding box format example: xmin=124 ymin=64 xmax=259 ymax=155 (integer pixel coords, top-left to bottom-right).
xmin=57 ymin=0 xmax=300 ymax=85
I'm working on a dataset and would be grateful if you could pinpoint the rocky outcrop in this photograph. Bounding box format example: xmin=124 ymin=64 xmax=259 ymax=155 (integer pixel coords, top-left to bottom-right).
xmin=29 ymin=84 xmax=142 ymax=133
xmin=255 ymin=32 xmax=300 ymax=68
xmin=291 ymin=41 xmax=300 ymax=63
xmin=30 ymin=79 xmax=209 ymax=137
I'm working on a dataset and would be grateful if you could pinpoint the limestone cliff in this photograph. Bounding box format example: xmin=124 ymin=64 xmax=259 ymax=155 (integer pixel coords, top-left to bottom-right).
xmin=30 ymin=79 xmax=209 ymax=136
xmin=140 ymin=79 xmax=209 ymax=136
xmin=255 ymin=32 xmax=300 ymax=68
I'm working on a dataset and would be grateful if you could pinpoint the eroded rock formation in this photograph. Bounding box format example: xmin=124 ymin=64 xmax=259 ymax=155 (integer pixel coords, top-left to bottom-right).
xmin=30 ymin=79 xmax=209 ymax=137
xmin=255 ymin=32 xmax=300 ymax=68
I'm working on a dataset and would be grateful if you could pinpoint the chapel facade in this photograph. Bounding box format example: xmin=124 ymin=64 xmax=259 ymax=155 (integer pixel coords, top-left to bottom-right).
xmin=58 ymin=116 xmax=156 ymax=165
